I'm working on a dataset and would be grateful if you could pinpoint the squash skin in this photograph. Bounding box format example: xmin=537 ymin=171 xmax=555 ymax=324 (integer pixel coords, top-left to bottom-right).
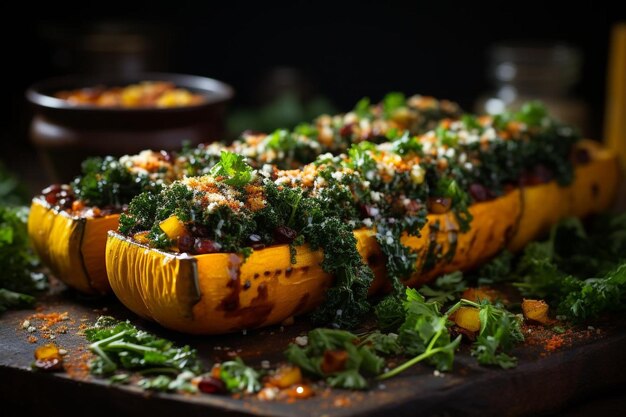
xmin=105 ymin=190 xmax=520 ymax=334
xmin=105 ymin=144 xmax=619 ymax=334
xmin=31 ymin=139 xmax=618 ymax=306
xmin=507 ymin=140 xmax=620 ymax=252
xmin=27 ymin=197 xmax=119 ymax=294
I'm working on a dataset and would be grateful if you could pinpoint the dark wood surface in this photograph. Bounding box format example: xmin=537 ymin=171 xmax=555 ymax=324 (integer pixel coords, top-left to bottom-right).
xmin=1 ymin=285 xmax=626 ymax=417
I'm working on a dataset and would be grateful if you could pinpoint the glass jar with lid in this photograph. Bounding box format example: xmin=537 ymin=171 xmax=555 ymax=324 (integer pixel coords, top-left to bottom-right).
xmin=476 ymin=43 xmax=589 ymax=135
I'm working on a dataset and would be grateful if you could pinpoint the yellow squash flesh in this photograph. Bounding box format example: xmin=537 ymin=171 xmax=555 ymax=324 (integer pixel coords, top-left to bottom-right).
xmin=27 ymin=198 xmax=119 ymax=294
xmin=508 ymin=140 xmax=620 ymax=252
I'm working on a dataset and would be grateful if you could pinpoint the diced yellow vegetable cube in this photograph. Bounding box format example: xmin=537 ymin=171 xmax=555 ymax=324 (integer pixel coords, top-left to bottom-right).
xmin=159 ymin=215 xmax=186 ymax=240
xmin=522 ymin=299 xmax=552 ymax=325
xmin=454 ymin=307 xmax=481 ymax=332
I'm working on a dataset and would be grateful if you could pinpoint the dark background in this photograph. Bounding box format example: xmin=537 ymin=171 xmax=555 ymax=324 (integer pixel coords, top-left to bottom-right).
xmin=1 ymin=2 xmax=624 ymax=190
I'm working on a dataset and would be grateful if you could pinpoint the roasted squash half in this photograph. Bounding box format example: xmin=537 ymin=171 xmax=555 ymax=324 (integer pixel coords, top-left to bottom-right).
xmin=28 ymin=198 xmax=119 ymax=294
xmin=106 ymin=190 xmax=519 ymax=335
xmin=106 ymin=141 xmax=619 ymax=334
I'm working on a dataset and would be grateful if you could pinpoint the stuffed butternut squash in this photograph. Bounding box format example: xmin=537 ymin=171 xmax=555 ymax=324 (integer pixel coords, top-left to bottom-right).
xmin=108 ymin=103 xmax=618 ymax=334
xmin=28 ymin=94 xmax=460 ymax=294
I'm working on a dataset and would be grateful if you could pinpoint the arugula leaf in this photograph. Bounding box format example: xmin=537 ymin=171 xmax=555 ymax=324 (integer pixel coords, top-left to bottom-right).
xmin=220 ymin=358 xmax=262 ymax=394
xmin=285 ymin=328 xmax=385 ymax=389
xmin=419 ymin=271 xmax=467 ymax=305
xmin=209 ymin=151 xmax=253 ymax=187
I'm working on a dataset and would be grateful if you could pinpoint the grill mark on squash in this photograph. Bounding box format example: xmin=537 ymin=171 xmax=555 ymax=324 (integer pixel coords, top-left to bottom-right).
xmin=218 ymin=254 xmax=242 ymax=312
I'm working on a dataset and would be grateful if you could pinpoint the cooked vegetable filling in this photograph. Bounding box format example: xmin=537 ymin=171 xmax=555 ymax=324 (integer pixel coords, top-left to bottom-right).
xmin=117 ymin=101 xmax=583 ymax=327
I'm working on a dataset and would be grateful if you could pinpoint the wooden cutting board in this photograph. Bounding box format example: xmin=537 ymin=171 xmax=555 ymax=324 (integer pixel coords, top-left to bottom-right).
xmin=1 ymin=286 xmax=626 ymax=417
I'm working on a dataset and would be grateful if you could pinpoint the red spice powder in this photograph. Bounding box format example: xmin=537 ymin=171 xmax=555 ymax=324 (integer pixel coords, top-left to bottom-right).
xmin=64 ymin=350 xmax=93 ymax=380
xmin=545 ymin=335 xmax=565 ymax=352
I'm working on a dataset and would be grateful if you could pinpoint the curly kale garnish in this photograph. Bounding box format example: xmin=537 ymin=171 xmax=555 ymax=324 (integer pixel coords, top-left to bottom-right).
xmin=73 ymin=156 xmax=163 ymax=207
xmin=514 ymin=215 xmax=626 ymax=321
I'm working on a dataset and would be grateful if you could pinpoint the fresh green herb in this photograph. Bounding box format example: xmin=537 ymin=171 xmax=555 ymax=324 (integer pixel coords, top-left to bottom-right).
xmin=209 ymin=151 xmax=253 ymax=187
xmin=73 ymin=156 xmax=164 ymax=207
xmin=306 ymin=217 xmax=374 ymax=328
xmin=419 ymin=271 xmax=467 ymax=305
xmin=86 ymin=317 xmax=201 ymax=384
xmin=285 ymin=328 xmax=385 ymax=389
xmin=435 ymin=178 xmax=473 ymax=232
xmin=219 ymin=358 xmax=262 ymax=394
xmin=513 ymin=216 xmax=626 ymax=321
xmin=0 ymin=162 xmax=28 ymax=206
xmin=0 ymin=206 xmax=46 ymax=313
xmin=391 ymin=133 xmax=422 ymax=156
xmin=354 ymin=97 xmax=371 ymax=118
xmin=389 ymin=289 xmax=461 ymax=374
xmin=462 ymin=299 xmax=524 ymax=369
xmin=382 ymin=92 xmax=406 ymax=118
xmin=477 ymin=250 xmax=514 ymax=285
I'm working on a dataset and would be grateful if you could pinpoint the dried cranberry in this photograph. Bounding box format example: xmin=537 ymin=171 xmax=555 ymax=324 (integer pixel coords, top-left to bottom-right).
xmin=194 ymin=238 xmax=221 ymax=254
xmin=427 ymin=197 xmax=452 ymax=214
xmin=469 ymin=183 xmax=492 ymax=202
xmin=198 ymin=376 xmax=226 ymax=394
xmin=520 ymin=165 xmax=554 ymax=186
xmin=44 ymin=193 xmax=58 ymax=205
xmin=251 ymin=243 xmax=266 ymax=250
xmin=573 ymin=148 xmax=591 ymax=164
xmin=273 ymin=226 xmax=297 ymax=244
xmin=339 ymin=123 xmax=354 ymax=137
xmin=178 ymin=234 xmax=195 ymax=252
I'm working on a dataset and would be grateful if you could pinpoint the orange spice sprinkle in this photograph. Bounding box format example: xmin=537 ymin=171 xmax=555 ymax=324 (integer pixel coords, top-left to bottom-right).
xmin=545 ymin=335 xmax=565 ymax=352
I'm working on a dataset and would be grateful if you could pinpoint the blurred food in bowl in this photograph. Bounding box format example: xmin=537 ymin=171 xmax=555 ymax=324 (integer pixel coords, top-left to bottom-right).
xmin=27 ymin=73 xmax=233 ymax=183
xmin=55 ymin=81 xmax=205 ymax=108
